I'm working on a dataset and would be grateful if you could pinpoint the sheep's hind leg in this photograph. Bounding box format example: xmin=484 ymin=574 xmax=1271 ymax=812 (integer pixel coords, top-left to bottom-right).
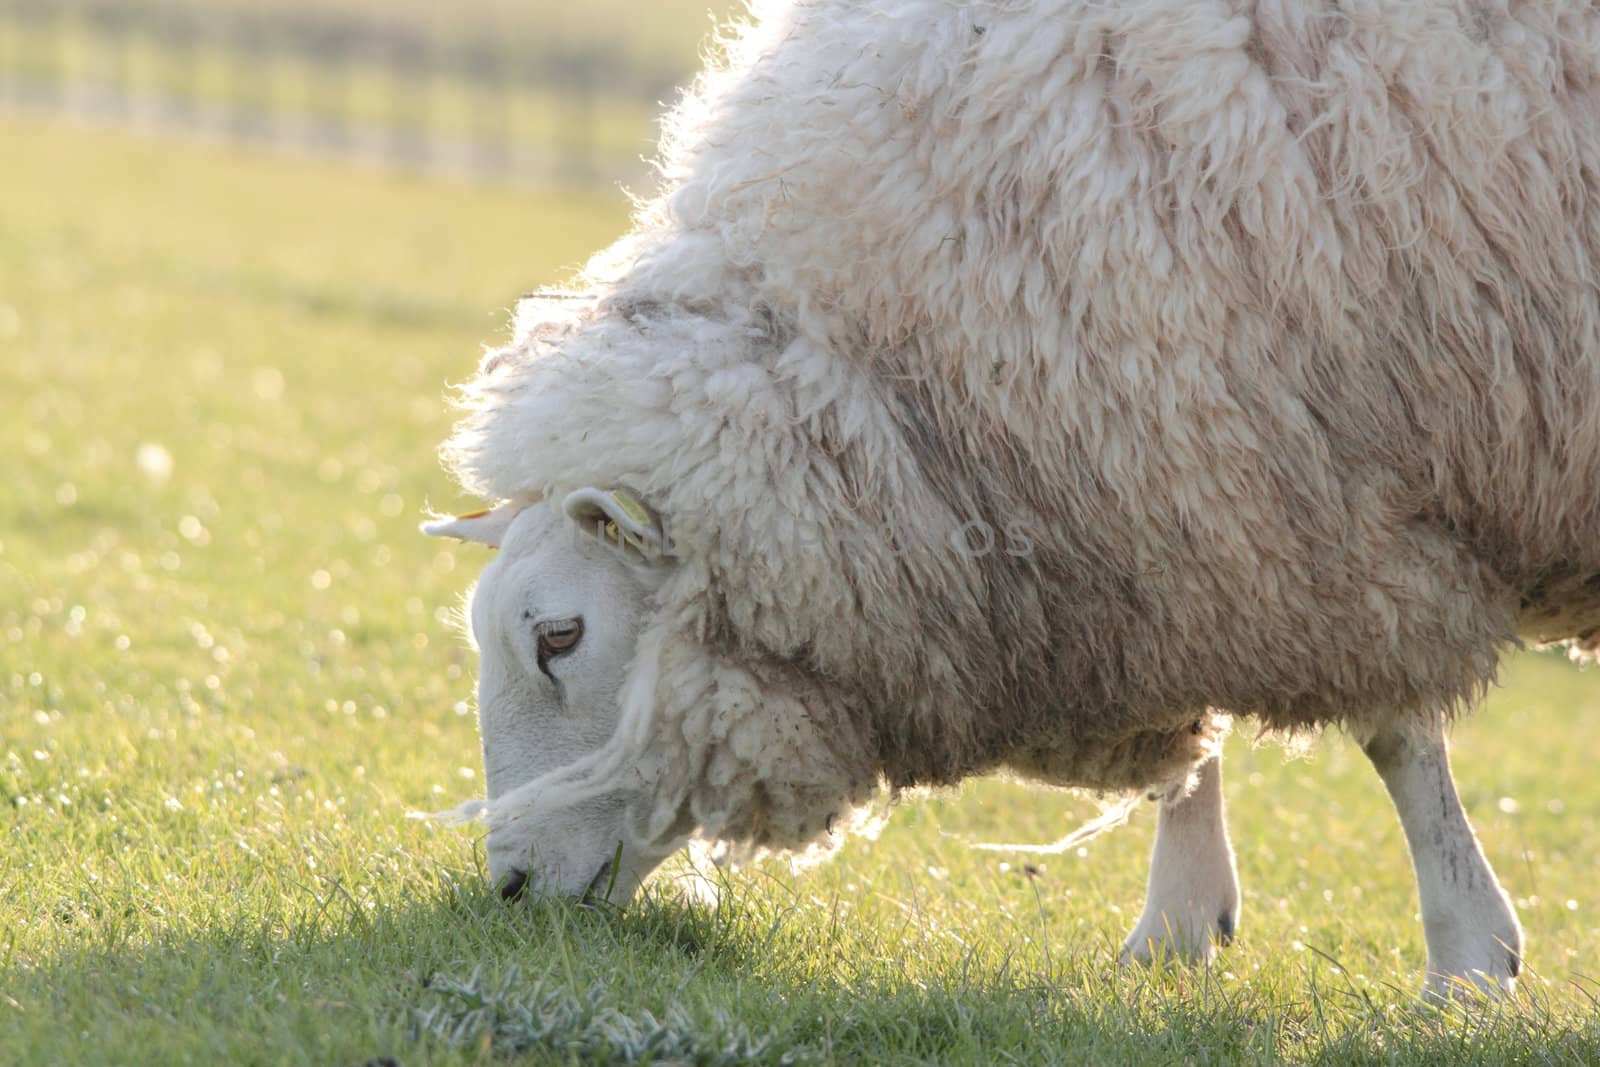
xmin=1121 ymin=753 xmax=1240 ymax=965
xmin=1360 ymin=717 xmax=1522 ymax=1001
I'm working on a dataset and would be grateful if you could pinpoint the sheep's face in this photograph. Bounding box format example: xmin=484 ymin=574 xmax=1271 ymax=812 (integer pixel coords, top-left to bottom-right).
xmin=424 ymin=491 xmax=672 ymax=903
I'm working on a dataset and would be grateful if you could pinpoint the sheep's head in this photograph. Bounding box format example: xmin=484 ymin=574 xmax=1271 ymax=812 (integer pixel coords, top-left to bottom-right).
xmin=424 ymin=489 xmax=675 ymax=903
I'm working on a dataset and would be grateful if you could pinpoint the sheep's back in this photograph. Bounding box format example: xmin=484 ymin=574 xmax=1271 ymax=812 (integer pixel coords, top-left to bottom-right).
xmin=630 ymin=0 xmax=1600 ymax=742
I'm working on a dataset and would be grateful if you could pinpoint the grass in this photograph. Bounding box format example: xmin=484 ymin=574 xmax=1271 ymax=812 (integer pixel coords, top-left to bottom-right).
xmin=4 ymin=116 xmax=1600 ymax=1064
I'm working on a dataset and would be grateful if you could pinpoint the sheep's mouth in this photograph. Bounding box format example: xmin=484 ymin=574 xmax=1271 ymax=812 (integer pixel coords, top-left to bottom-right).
xmin=499 ymin=868 xmax=530 ymax=901
xmin=499 ymin=859 xmax=614 ymax=905
xmin=579 ymin=859 xmax=615 ymax=906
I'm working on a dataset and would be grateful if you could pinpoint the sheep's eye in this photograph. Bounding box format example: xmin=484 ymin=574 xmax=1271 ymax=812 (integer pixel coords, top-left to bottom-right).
xmin=536 ymin=619 xmax=584 ymax=659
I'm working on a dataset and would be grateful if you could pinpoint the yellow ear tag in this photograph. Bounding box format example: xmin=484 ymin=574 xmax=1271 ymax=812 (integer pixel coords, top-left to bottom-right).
xmin=603 ymin=491 xmax=651 ymax=551
xmin=608 ymin=490 xmax=652 ymax=529
xmin=601 ymin=519 xmax=644 ymax=551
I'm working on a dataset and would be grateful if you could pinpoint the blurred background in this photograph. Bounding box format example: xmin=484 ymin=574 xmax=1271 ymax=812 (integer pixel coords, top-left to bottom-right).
xmin=0 ymin=0 xmax=735 ymax=186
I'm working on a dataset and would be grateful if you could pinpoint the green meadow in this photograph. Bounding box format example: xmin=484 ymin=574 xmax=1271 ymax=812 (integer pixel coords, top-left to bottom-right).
xmin=4 ymin=116 xmax=1600 ymax=1064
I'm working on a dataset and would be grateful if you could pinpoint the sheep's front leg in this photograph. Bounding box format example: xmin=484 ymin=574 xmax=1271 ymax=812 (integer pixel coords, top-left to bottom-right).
xmin=1361 ymin=719 xmax=1522 ymax=1000
xmin=1121 ymin=753 xmax=1240 ymax=964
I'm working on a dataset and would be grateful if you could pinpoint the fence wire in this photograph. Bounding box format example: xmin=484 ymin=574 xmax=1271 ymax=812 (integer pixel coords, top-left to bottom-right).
xmin=0 ymin=0 xmax=692 ymax=186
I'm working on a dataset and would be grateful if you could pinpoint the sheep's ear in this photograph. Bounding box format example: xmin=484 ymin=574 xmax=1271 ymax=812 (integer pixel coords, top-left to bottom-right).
xmin=564 ymin=487 xmax=667 ymax=562
xmin=420 ymin=500 xmax=526 ymax=548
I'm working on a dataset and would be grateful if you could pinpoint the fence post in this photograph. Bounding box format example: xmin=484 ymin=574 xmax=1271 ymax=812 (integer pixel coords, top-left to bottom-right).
xmin=0 ymin=1 xmax=13 ymax=107
xmin=386 ymin=29 xmax=429 ymax=170
xmin=155 ymin=6 xmax=198 ymax=126
xmin=463 ymin=33 xmax=511 ymax=178
xmin=226 ymin=10 xmax=274 ymax=142
xmin=16 ymin=0 xmax=66 ymax=109
xmin=557 ymin=48 xmax=597 ymax=186
xmin=303 ymin=18 xmax=354 ymax=152
xmin=87 ymin=2 xmax=131 ymax=118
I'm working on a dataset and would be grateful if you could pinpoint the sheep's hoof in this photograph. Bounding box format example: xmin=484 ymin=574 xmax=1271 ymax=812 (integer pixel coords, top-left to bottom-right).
xmin=1119 ymin=906 xmax=1235 ymax=966
xmin=1416 ymin=911 xmax=1522 ymax=1003
xmin=1421 ymin=953 xmax=1520 ymax=1004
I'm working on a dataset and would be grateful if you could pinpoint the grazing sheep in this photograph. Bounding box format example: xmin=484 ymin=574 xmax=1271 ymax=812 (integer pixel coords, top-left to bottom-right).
xmin=425 ymin=0 xmax=1600 ymax=999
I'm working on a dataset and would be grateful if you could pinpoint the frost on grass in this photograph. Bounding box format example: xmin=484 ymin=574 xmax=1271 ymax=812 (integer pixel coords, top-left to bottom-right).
xmin=409 ymin=966 xmax=805 ymax=1063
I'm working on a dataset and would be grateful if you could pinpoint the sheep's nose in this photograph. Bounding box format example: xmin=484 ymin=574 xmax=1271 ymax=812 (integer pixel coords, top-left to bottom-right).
xmin=498 ymin=868 xmax=529 ymax=901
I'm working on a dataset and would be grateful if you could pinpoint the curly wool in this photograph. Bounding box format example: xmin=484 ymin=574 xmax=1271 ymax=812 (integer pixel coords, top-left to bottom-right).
xmin=446 ymin=0 xmax=1600 ymax=854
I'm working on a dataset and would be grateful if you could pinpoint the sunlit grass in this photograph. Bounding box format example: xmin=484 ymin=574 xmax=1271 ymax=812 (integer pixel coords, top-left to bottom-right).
xmin=3 ymin=116 xmax=1600 ymax=1064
